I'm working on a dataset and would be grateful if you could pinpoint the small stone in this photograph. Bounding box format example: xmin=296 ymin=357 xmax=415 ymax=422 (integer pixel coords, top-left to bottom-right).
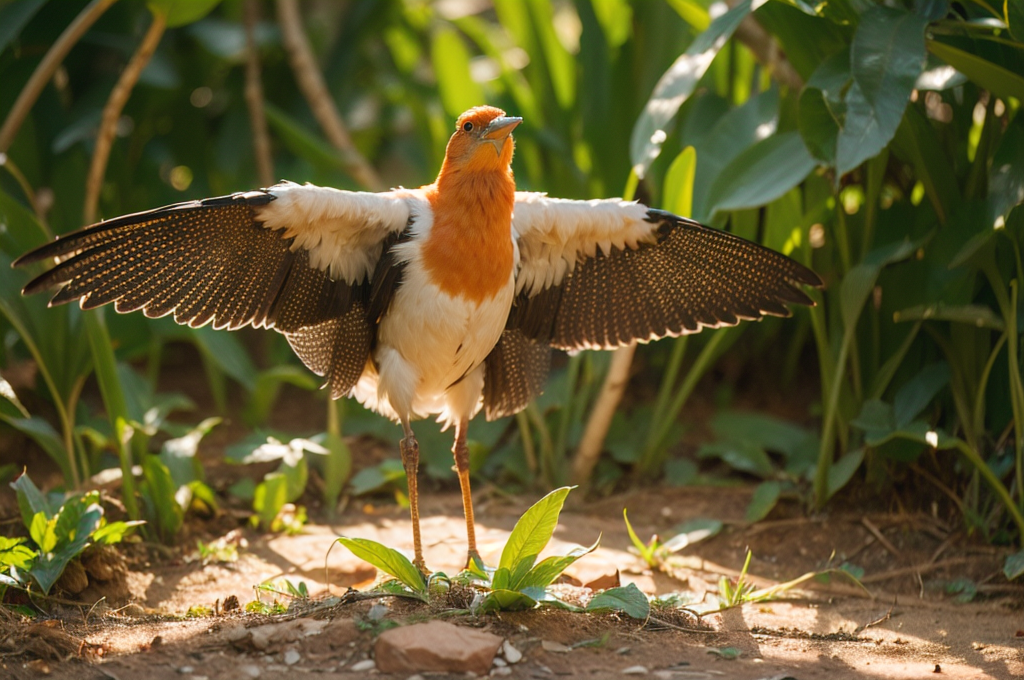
xmin=178 ymin=667 xmax=194 ymax=674
xmin=615 ymin=647 xmax=631 ymax=655
xmin=541 ymin=640 xmax=571 ymax=654
xmin=375 ymin=621 xmax=502 ymax=675
xmin=493 ymin=657 xmax=507 ymax=667
xmin=622 ymin=666 xmax=649 ymax=675
xmin=491 ymin=667 xmax=511 ymax=676
xmin=501 ymin=641 xmax=522 ymax=664
xmin=653 ymin=672 xmax=674 ymax=680
xmin=283 ymin=650 xmax=301 ymax=666
xmin=350 ymin=659 xmax=376 ymax=672
xmin=406 ymin=675 xmax=424 ymax=680
xmin=239 ymin=665 xmax=261 ymax=678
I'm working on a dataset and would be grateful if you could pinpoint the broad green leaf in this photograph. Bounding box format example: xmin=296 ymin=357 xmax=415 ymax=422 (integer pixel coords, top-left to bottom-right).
xmin=586 ymin=582 xmax=650 ymax=619
xmin=893 ymin=362 xmax=950 ymax=428
xmin=518 ymin=537 xmax=600 ymax=590
xmin=711 ymin=412 xmax=815 ymax=458
xmin=928 ymin=40 xmax=1024 ymax=103
xmin=988 ymin=111 xmax=1024 ymax=222
xmin=0 ymin=536 xmax=36 ymax=571
xmin=2 ymin=417 xmax=71 ymax=484
xmin=498 ymin=487 xmax=572 ymax=572
xmin=253 ymin=472 xmax=288 ymax=530
xmin=840 ymin=238 xmax=919 ymax=329
xmin=477 ymin=588 xmax=537 ymax=612
xmin=30 ymin=512 xmax=55 ymax=553
xmin=798 ymin=51 xmax=851 ymax=165
xmin=336 ymin=537 xmax=426 ymax=595
xmin=30 ymin=505 xmax=103 ymax=594
xmin=592 ymin=0 xmax=634 ymax=47
xmin=744 ymin=481 xmax=782 ymax=523
xmin=526 ymin=0 xmax=575 ymax=109
xmin=827 ymin=448 xmax=864 ymax=497
xmin=663 ymin=146 xmax=696 ymax=218
xmin=1008 ymin=0 xmax=1024 ymax=41
xmin=698 ymin=440 xmax=774 ymax=478
xmin=316 ymin=432 xmax=352 ymax=514
xmin=11 ymin=471 xmax=58 ymax=528
xmin=148 ymin=0 xmax=222 ymax=28
xmin=666 ymin=0 xmax=710 ymax=31
xmin=1005 ymin=549 xmax=1024 ymax=580
xmin=92 ymin=520 xmax=145 ymax=545
xmin=706 ymin=132 xmax=817 ymax=216
xmin=349 ymin=459 xmax=408 ymax=496
xmin=431 ymin=26 xmax=484 ymax=119
xmin=893 ymin=303 xmax=1004 ymax=331
xmin=0 ymin=0 xmax=46 ymax=55
xmin=630 ymin=0 xmax=762 ymax=177
xmin=837 ymin=6 xmax=928 ymax=175
xmin=142 ymin=454 xmax=184 ymax=541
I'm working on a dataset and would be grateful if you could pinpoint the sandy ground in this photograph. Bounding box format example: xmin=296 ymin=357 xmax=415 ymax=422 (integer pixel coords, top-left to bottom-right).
xmin=1 ymin=486 xmax=1021 ymax=679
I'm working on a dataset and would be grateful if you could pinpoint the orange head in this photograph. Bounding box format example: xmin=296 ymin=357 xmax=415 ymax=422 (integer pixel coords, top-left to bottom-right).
xmin=439 ymin=106 xmax=521 ymax=176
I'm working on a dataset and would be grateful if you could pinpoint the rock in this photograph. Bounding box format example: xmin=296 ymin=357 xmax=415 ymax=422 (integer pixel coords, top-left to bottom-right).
xmin=375 ymin=621 xmax=502 ymax=675
xmin=492 ymin=667 xmax=511 ymax=676
xmin=350 ymin=659 xmax=376 ymax=672
xmin=178 ymin=666 xmax=194 ymax=674
xmin=283 ymin=649 xmax=301 ymax=665
xmin=541 ymin=640 xmax=571 ymax=654
xmin=622 ymin=666 xmax=648 ymax=675
xmin=230 ymin=619 xmax=328 ymax=651
xmin=493 ymin=657 xmax=507 ymax=667
xmin=239 ymin=665 xmax=261 ymax=678
xmin=501 ymin=641 xmax=522 ymax=664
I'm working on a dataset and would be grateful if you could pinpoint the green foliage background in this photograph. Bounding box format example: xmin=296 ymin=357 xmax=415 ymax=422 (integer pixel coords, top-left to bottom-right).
xmin=1 ymin=0 xmax=1023 ymax=554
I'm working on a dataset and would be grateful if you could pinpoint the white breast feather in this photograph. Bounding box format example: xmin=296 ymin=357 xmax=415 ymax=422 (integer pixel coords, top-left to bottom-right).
xmin=255 ymin=181 xmax=419 ymax=283
xmin=512 ymin=192 xmax=657 ymax=296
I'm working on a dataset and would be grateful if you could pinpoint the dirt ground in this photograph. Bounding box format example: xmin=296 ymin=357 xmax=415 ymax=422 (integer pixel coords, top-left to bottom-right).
xmin=1 ymin=484 xmax=1021 ymax=680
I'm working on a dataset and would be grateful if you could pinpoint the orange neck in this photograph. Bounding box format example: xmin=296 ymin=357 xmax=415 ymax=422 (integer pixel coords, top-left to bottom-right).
xmin=421 ymin=166 xmax=516 ymax=303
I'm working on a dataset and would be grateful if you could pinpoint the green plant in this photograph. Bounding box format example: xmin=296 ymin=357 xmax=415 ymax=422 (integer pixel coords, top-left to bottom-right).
xmin=3 ymin=472 xmax=142 ymax=597
xmin=624 ymin=510 xmax=723 ymax=568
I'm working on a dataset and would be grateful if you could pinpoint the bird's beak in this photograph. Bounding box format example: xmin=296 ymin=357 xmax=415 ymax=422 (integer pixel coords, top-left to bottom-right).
xmin=483 ymin=116 xmax=522 ymax=141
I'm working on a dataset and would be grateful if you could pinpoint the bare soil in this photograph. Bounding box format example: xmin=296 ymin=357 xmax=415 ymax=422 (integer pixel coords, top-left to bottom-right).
xmin=1 ymin=485 xmax=1022 ymax=680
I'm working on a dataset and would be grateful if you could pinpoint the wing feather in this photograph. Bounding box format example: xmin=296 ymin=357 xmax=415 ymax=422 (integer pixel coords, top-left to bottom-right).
xmin=510 ymin=197 xmax=823 ymax=351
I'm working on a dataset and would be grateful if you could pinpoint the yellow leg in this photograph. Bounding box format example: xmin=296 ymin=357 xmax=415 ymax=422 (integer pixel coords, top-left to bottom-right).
xmin=452 ymin=418 xmax=480 ymax=566
xmin=400 ymin=419 xmax=425 ymax=572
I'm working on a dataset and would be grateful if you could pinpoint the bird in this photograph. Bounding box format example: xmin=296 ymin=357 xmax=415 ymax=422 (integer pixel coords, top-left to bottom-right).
xmin=14 ymin=105 xmax=822 ymax=571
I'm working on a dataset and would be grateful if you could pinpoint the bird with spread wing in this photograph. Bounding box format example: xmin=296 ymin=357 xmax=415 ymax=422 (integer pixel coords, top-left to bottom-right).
xmin=14 ymin=106 xmax=822 ymax=571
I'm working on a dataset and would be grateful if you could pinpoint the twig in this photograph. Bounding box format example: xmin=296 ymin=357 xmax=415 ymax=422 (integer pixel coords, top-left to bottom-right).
xmin=0 ymin=0 xmax=118 ymax=154
xmin=243 ymin=0 xmax=274 ymax=188
xmin=860 ymin=557 xmax=971 ymax=584
xmin=83 ymin=10 xmax=167 ymax=224
xmin=275 ymin=0 xmax=384 ymax=191
xmin=861 ymin=517 xmax=901 ymax=559
xmin=572 ymin=343 xmax=636 ymax=485
xmin=646 ymin=615 xmax=716 ymax=635
xmin=855 ymin=596 xmax=897 ymax=632
xmin=733 ymin=14 xmax=803 ymax=90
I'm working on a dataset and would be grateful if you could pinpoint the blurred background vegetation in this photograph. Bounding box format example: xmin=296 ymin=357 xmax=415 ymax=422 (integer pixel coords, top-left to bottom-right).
xmin=1 ymin=0 xmax=1022 ymax=577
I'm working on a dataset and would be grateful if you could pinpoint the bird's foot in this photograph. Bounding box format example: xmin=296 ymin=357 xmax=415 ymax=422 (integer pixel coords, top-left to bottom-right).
xmin=400 ymin=435 xmax=419 ymax=458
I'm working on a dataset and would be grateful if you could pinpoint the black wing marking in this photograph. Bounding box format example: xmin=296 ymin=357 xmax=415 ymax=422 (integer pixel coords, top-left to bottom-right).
xmin=482 ymin=329 xmax=551 ymax=420
xmin=509 ymin=210 xmax=823 ymax=351
xmin=13 ymin=191 xmax=377 ymax=398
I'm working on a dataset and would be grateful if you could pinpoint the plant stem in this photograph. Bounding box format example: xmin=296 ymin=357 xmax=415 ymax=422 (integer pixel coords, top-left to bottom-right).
xmin=815 ymin=330 xmax=853 ymax=508
xmin=517 ymin=411 xmax=537 ymax=475
xmin=0 ymin=0 xmax=118 ymax=154
xmin=955 ymin=440 xmax=1024 ymax=539
xmin=243 ymin=0 xmax=274 ymax=188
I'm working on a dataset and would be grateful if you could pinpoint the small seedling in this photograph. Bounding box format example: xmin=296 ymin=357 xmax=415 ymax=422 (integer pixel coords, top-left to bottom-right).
xmin=623 ymin=509 xmax=662 ymax=567
xmin=194 ymin=538 xmax=239 ymax=565
xmin=334 ymin=487 xmax=647 ymax=618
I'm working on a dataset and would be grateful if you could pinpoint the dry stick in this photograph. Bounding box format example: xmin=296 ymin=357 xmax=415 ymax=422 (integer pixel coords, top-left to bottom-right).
xmin=860 ymin=557 xmax=971 ymax=585
xmin=572 ymin=343 xmax=636 ymax=485
xmin=83 ymin=12 xmax=167 ymax=224
xmin=861 ymin=516 xmax=902 ymax=559
xmin=243 ymin=0 xmax=275 ymax=188
xmin=275 ymin=0 xmax=384 ymax=192
xmin=0 ymin=0 xmax=119 ymax=155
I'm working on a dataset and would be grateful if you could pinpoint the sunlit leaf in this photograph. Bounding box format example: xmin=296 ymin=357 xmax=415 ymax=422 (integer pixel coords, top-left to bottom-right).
xmin=928 ymin=40 xmax=1024 ymax=103
xmin=336 ymin=536 xmax=426 ymax=595
xmin=893 ymin=303 xmax=1004 ymax=331
xmin=706 ymin=132 xmax=817 ymax=216
xmin=663 ymin=146 xmax=696 ymax=218
xmin=518 ymin=536 xmax=600 ymax=590
xmin=477 ymin=588 xmax=537 ymax=612
xmin=586 ymin=582 xmax=650 ymax=619
xmin=498 ymin=487 xmax=572 ymax=573
xmin=630 ymin=0 xmax=762 ymax=177
xmin=431 ymin=26 xmax=484 ymax=119
xmin=745 ymin=481 xmax=782 ymax=523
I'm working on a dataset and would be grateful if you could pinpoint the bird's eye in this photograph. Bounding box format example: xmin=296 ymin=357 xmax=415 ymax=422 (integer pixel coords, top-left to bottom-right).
xmin=462 ymin=121 xmax=474 ymax=132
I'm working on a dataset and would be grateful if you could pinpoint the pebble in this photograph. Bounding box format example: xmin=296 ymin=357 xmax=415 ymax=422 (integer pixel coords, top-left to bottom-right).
xmin=350 ymin=659 xmax=377 ymax=672
xmin=493 ymin=657 xmax=507 ymax=667
xmin=541 ymin=640 xmax=571 ymax=654
xmin=622 ymin=666 xmax=649 ymax=675
xmin=239 ymin=665 xmax=261 ymax=678
xmin=283 ymin=650 xmax=301 ymax=666
xmin=491 ymin=667 xmax=512 ymax=676
xmin=178 ymin=667 xmax=194 ymax=674
xmin=501 ymin=641 xmax=522 ymax=664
